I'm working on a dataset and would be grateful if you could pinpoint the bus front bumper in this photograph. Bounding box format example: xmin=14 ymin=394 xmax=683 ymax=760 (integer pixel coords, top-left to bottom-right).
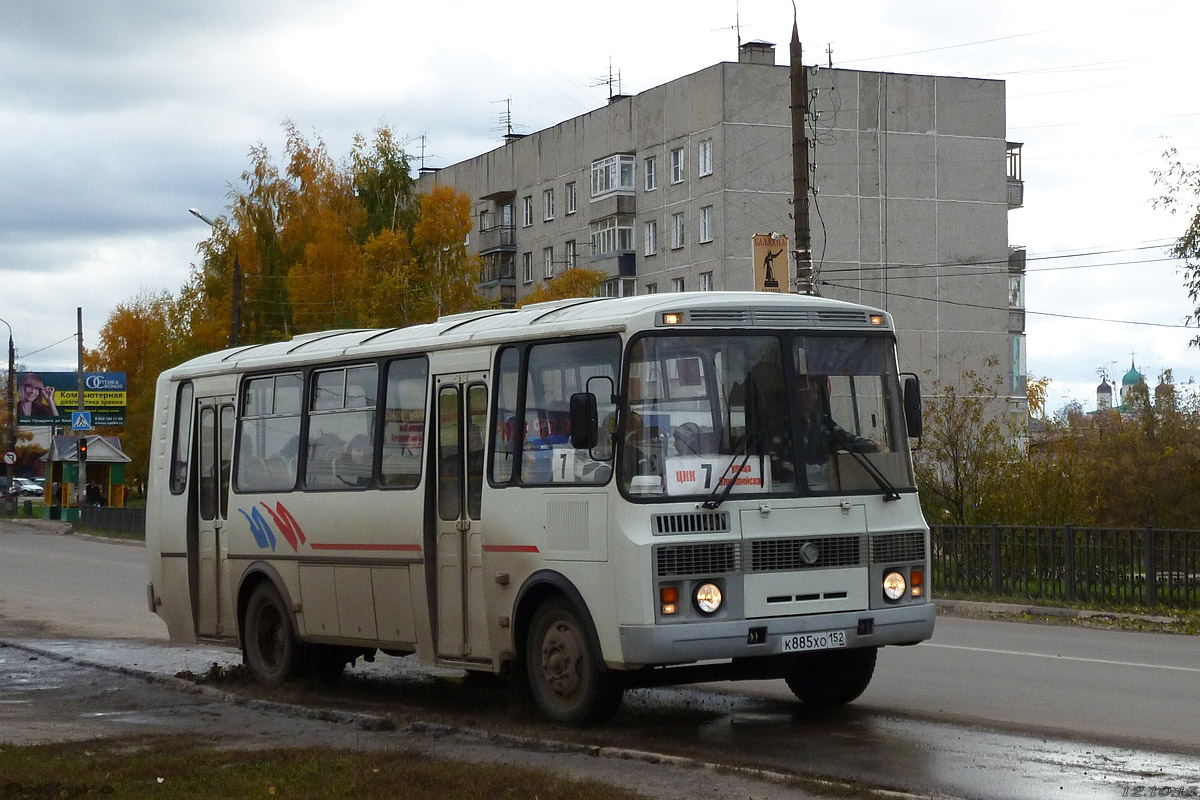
xmin=617 ymin=601 xmax=935 ymax=666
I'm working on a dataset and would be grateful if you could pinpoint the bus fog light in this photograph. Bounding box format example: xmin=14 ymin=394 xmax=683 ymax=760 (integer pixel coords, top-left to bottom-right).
xmin=694 ymin=583 xmax=722 ymax=614
xmin=882 ymin=571 xmax=906 ymax=602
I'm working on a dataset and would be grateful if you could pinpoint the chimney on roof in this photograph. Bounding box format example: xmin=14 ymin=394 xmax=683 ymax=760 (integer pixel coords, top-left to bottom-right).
xmin=739 ymin=40 xmax=776 ymax=65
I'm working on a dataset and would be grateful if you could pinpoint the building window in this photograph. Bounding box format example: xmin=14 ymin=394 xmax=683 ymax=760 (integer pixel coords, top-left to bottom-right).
xmin=644 ymin=156 xmax=657 ymax=191
xmin=670 ymin=147 xmax=684 ymax=184
xmin=543 ymin=189 xmax=554 ymax=221
xmin=672 ymin=277 xmax=685 ymax=293
xmin=645 ymin=282 xmax=657 ymax=294
xmin=522 ymin=252 xmax=533 ymax=284
xmin=699 ymin=205 xmax=713 ymax=243
xmin=671 ymin=212 xmax=685 ymax=249
xmin=590 ymin=154 xmax=635 ymax=198
xmin=699 ymin=271 xmax=714 ymax=291
xmin=565 ymin=240 xmax=577 ymax=270
xmin=522 ymin=196 xmax=533 ymax=227
xmin=644 ymin=220 xmax=657 ymax=256
xmin=590 ymin=215 xmax=635 ymax=256
xmin=566 ymin=181 xmax=577 ymax=214
xmin=544 ymin=247 xmax=555 ymax=279
xmin=698 ymin=139 xmax=713 ymax=177
xmin=479 ymin=209 xmax=490 ymax=230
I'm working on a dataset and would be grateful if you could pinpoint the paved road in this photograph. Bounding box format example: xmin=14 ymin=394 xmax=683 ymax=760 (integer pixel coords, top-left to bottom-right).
xmin=4 ymin=521 xmax=1200 ymax=799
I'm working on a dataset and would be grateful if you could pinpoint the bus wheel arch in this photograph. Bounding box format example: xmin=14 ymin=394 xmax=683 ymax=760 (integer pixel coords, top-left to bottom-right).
xmin=514 ymin=572 xmax=624 ymax=726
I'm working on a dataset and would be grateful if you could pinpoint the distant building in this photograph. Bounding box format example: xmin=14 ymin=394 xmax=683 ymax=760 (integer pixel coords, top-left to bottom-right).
xmin=418 ymin=41 xmax=1026 ymax=416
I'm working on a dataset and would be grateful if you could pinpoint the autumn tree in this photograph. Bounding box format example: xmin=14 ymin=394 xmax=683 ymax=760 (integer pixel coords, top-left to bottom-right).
xmin=913 ymin=362 xmax=1019 ymax=524
xmin=517 ymin=268 xmax=608 ymax=306
xmin=410 ymin=184 xmax=487 ymax=319
xmin=281 ymin=123 xmax=367 ymax=331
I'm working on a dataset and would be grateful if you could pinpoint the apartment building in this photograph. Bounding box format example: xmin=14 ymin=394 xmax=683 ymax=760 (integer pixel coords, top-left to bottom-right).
xmin=417 ymin=41 xmax=1027 ymax=414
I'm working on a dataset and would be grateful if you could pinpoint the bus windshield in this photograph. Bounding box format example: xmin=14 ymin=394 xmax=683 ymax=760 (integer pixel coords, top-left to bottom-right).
xmin=621 ymin=333 xmax=914 ymax=500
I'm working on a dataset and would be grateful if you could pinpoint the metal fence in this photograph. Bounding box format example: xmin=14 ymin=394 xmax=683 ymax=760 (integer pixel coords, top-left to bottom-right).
xmin=80 ymin=505 xmax=146 ymax=534
xmin=931 ymin=525 xmax=1200 ymax=609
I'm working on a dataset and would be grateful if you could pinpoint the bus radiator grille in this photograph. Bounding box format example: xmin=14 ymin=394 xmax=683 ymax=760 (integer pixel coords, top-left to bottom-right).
xmin=655 ymin=542 xmax=741 ymax=577
xmin=869 ymin=531 xmax=926 ymax=564
xmin=749 ymin=535 xmax=863 ymax=572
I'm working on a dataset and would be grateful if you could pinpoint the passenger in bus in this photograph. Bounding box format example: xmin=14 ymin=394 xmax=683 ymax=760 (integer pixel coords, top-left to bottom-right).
xmin=671 ymin=422 xmax=703 ymax=456
xmin=336 ymin=434 xmax=373 ymax=487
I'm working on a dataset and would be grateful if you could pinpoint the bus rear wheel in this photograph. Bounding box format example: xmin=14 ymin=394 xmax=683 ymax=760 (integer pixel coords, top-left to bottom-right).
xmin=525 ymin=597 xmax=623 ymax=725
xmin=243 ymin=582 xmax=302 ymax=687
xmin=784 ymin=646 xmax=878 ymax=708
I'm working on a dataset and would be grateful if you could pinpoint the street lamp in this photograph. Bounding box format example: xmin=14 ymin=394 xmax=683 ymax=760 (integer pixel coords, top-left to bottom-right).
xmin=189 ymin=208 xmax=242 ymax=348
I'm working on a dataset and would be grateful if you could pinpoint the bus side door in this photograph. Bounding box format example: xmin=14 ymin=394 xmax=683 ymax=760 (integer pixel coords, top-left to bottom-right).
xmin=194 ymin=400 xmax=235 ymax=638
xmin=432 ymin=373 xmax=489 ymax=661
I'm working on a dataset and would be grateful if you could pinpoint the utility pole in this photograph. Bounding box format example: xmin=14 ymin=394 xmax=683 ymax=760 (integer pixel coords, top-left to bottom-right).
xmin=790 ymin=17 xmax=815 ymax=295
xmin=76 ymin=307 xmax=85 ymax=509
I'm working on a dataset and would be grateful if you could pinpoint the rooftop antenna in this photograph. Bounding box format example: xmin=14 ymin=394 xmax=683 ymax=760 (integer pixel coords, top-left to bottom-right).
xmin=591 ymin=58 xmax=622 ymax=99
xmin=491 ymin=97 xmax=525 ymax=141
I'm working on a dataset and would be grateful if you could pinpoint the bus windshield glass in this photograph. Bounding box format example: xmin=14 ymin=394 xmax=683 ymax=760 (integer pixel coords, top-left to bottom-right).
xmin=621 ymin=333 xmax=914 ymax=500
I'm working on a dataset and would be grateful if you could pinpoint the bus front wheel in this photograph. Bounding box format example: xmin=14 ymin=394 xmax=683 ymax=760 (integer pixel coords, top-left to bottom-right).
xmin=525 ymin=597 xmax=623 ymax=725
xmin=784 ymin=646 xmax=878 ymax=708
xmin=243 ymin=582 xmax=302 ymax=687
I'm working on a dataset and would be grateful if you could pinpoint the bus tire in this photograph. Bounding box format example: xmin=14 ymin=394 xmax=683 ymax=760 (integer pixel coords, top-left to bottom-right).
xmin=525 ymin=597 xmax=623 ymax=725
xmin=784 ymin=646 xmax=878 ymax=708
xmin=243 ymin=582 xmax=302 ymax=687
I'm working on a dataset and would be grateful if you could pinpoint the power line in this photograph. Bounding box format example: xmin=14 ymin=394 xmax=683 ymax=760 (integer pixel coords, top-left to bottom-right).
xmin=819 ymin=280 xmax=1194 ymax=330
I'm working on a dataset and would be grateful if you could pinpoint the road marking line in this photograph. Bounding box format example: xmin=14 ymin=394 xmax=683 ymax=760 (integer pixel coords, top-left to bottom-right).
xmin=923 ymin=643 xmax=1200 ymax=673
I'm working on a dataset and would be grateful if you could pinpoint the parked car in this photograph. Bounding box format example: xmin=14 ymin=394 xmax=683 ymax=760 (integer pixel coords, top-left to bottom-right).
xmin=13 ymin=478 xmax=41 ymax=496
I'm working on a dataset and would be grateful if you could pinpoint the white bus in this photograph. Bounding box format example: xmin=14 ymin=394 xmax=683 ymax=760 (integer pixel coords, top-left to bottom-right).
xmin=146 ymin=291 xmax=934 ymax=724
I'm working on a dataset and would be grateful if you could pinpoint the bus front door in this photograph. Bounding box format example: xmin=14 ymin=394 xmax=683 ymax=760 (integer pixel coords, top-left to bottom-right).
xmin=194 ymin=401 xmax=235 ymax=638
xmin=432 ymin=374 xmax=489 ymax=662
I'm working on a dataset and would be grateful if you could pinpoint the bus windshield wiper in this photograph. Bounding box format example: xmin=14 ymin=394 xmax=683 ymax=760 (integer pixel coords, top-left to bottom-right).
xmin=702 ymin=433 xmax=757 ymax=510
xmin=829 ymin=427 xmax=901 ymax=501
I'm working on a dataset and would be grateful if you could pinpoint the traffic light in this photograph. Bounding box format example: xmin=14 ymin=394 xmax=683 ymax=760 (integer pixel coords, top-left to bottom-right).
xmin=78 ymin=437 xmax=87 ymax=461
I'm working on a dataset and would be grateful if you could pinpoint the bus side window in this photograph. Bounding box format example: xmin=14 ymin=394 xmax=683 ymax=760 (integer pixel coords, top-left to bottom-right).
xmin=170 ymin=381 xmax=194 ymax=495
xmin=380 ymin=357 xmax=428 ymax=489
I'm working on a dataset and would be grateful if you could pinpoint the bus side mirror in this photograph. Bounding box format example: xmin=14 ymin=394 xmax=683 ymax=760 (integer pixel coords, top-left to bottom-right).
xmin=903 ymin=375 xmax=923 ymax=439
xmin=569 ymin=392 xmax=598 ymax=450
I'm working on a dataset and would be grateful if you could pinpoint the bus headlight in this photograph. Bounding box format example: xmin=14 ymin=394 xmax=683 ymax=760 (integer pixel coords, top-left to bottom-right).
xmin=882 ymin=571 xmax=907 ymax=602
xmin=694 ymin=583 xmax=722 ymax=614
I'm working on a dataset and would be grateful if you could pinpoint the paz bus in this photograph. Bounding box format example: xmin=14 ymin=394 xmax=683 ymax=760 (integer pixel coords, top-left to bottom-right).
xmin=145 ymin=291 xmax=934 ymax=724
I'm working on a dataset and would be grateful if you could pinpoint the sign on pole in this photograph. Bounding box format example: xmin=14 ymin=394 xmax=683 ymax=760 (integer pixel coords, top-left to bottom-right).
xmin=71 ymin=411 xmax=93 ymax=431
xmin=3 ymin=452 xmax=15 ymax=465
xmin=752 ymin=233 xmax=788 ymax=293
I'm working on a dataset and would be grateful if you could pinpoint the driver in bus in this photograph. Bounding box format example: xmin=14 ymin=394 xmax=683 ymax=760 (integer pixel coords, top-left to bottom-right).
xmin=795 ymin=378 xmax=881 ymax=465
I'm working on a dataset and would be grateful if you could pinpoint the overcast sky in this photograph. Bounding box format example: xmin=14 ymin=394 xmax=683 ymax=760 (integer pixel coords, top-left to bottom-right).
xmin=2 ymin=0 xmax=1198 ymax=413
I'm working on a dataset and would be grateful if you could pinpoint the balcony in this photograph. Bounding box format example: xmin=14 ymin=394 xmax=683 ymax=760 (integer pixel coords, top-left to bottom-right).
xmin=480 ymin=253 xmax=516 ymax=286
xmin=478 ymin=224 xmax=516 ymax=254
xmin=1006 ymin=142 xmax=1024 ymax=210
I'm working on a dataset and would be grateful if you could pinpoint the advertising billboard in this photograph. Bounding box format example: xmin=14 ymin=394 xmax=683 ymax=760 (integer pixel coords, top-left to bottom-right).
xmin=16 ymin=371 xmax=127 ymax=427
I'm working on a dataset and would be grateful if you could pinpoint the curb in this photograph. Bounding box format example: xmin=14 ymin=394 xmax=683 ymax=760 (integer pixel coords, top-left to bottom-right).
xmin=934 ymin=598 xmax=1181 ymax=626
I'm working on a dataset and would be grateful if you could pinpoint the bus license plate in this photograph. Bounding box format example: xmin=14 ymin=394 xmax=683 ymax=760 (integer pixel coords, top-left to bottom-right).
xmin=780 ymin=630 xmax=847 ymax=653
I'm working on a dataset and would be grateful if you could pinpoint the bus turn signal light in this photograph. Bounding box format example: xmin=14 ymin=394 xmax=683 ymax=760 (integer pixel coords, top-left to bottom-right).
xmin=910 ymin=568 xmax=924 ymax=598
xmin=660 ymin=586 xmax=679 ymax=615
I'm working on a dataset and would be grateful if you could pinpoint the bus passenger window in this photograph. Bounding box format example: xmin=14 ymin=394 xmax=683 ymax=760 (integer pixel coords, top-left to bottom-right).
xmin=381 ymin=358 xmax=428 ymax=489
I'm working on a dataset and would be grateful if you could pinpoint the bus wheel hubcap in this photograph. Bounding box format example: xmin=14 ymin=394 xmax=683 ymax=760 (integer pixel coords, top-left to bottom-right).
xmin=541 ymin=621 xmax=583 ymax=697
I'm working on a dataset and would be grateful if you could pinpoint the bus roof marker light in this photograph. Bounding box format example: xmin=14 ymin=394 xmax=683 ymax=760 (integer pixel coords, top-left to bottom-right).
xmin=870 ymin=314 xmax=885 ymax=326
xmin=662 ymin=312 xmax=685 ymax=325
